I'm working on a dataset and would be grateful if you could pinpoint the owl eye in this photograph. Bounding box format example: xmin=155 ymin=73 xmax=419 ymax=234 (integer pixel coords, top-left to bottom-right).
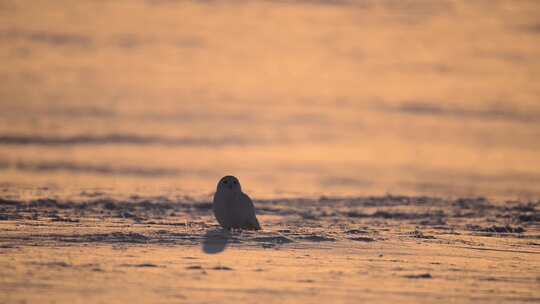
xmin=223 ymin=180 xmax=228 ymax=184
xmin=233 ymin=181 xmax=237 ymax=184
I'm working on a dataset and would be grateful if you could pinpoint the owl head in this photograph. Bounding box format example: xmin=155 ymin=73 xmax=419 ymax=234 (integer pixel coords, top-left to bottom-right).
xmin=216 ymin=175 xmax=242 ymax=193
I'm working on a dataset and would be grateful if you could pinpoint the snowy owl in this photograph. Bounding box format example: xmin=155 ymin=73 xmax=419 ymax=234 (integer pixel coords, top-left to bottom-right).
xmin=212 ymin=175 xmax=261 ymax=230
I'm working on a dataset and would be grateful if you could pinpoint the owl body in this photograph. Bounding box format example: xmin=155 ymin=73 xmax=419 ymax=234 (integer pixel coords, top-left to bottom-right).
xmin=212 ymin=176 xmax=261 ymax=230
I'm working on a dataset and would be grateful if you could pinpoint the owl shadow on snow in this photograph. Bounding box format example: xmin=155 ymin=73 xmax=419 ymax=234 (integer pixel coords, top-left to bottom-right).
xmin=202 ymin=229 xmax=231 ymax=254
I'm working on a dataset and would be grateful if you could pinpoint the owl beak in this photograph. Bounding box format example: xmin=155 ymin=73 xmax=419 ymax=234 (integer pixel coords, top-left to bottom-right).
xmin=227 ymin=184 xmax=234 ymax=190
